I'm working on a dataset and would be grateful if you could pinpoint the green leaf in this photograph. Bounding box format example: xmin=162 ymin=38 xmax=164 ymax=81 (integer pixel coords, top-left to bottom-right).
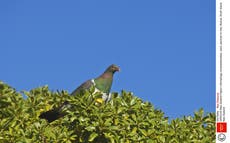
xmin=85 ymin=126 xmax=96 ymax=131
xmin=139 ymin=129 xmax=147 ymax=136
xmin=88 ymin=132 xmax=98 ymax=142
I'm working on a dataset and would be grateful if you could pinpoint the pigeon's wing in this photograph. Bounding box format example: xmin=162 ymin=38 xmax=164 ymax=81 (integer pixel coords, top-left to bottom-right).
xmin=70 ymin=80 xmax=93 ymax=95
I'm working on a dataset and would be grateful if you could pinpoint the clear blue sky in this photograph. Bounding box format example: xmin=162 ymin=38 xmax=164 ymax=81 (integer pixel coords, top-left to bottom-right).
xmin=0 ymin=0 xmax=215 ymax=119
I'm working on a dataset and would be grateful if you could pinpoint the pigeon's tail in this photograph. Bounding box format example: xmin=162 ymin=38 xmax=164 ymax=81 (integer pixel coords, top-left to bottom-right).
xmin=39 ymin=102 xmax=69 ymax=123
xmin=39 ymin=109 xmax=63 ymax=123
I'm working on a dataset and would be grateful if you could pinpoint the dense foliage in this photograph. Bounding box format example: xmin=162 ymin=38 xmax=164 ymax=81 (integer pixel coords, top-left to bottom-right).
xmin=0 ymin=81 xmax=215 ymax=143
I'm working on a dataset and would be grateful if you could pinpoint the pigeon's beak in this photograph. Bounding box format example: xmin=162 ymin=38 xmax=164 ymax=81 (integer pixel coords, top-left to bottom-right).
xmin=116 ymin=67 xmax=120 ymax=72
xmin=111 ymin=64 xmax=120 ymax=72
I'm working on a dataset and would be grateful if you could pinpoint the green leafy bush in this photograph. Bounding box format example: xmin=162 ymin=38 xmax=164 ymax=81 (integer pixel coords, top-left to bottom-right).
xmin=0 ymin=81 xmax=215 ymax=142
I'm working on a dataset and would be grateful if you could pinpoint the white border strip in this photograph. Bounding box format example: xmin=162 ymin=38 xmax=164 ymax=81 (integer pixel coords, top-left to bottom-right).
xmin=216 ymin=0 xmax=229 ymax=142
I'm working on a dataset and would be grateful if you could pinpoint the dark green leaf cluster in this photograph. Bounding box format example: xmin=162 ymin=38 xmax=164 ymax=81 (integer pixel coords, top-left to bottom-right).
xmin=0 ymin=81 xmax=215 ymax=142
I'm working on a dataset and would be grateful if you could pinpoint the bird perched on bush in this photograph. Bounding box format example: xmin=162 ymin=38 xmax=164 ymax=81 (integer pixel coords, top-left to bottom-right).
xmin=39 ymin=64 xmax=120 ymax=123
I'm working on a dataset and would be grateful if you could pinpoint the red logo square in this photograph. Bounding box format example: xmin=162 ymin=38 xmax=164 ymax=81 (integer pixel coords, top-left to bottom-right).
xmin=217 ymin=122 xmax=227 ymax=132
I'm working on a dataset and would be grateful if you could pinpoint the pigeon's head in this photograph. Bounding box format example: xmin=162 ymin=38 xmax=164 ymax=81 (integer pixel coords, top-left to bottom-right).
xmin=105 ymin=64 xmax=120 ymax=74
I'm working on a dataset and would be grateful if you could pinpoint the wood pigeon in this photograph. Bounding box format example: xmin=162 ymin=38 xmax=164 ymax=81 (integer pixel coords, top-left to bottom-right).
xmin=39 ymin=64 xmax=120 ymax=123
